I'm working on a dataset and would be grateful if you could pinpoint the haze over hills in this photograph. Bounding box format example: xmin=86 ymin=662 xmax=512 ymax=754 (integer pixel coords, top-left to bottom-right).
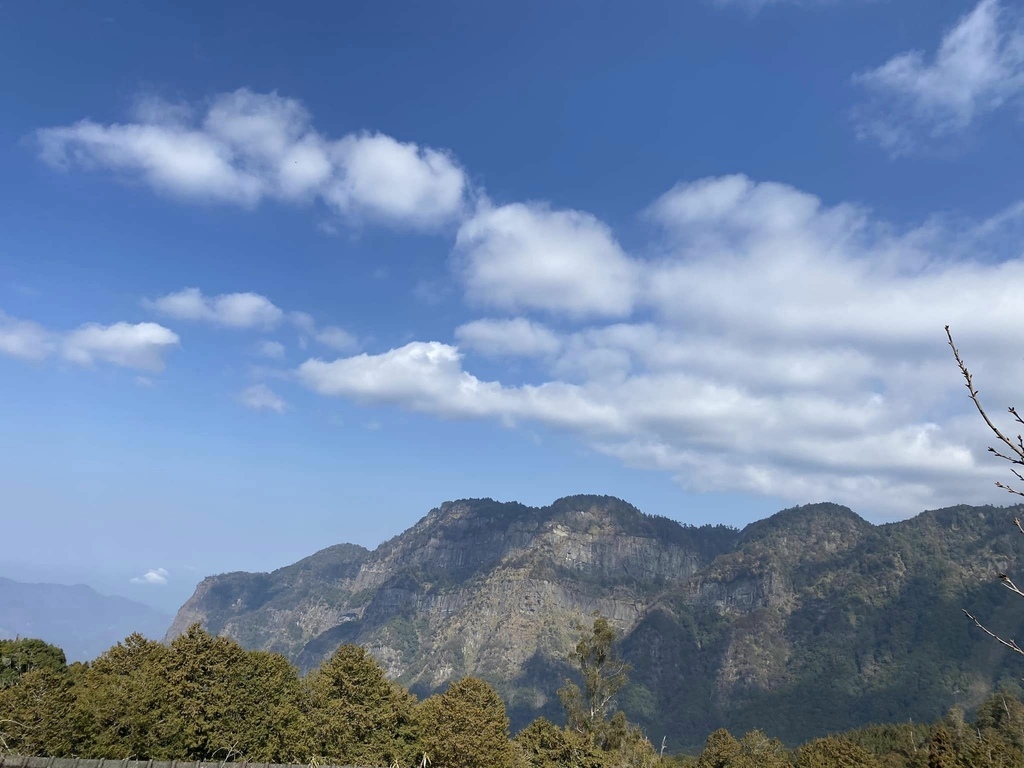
xmin=168 ymin=494 xmax=1024 ymax=750
xmin=0 ymin=577 xmax=172 ymax=662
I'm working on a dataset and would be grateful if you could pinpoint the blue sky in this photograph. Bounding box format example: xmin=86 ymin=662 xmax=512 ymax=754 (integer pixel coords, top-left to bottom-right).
xmin=3 ymin=0 xmax=1024 ymax=612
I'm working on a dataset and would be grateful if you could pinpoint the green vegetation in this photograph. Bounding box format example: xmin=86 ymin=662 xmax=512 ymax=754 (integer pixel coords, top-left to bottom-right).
xmin=559 ymin=614 xmax=631 ymax=744
xmin=418 ymin=677 xmax=515 ymax=768
xmin=0 ymin=639 xmax=67 ymax=688
xmin=6 ymin=615 xmax=1024 ymax=767
xmin=306 ymin=643 xmax=417 ymax=767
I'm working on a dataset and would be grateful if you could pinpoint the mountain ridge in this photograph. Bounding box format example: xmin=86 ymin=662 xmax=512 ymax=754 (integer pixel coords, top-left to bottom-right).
xmin=167 ymin=495 xmax=1024 ymax=749
xmin=0 ymin=577 xmax=172 ymax=662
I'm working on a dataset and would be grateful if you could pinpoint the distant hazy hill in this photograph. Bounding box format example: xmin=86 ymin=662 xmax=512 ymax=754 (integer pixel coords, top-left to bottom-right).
xmin=169 ymin=495 xmax=1024 ymax=750
xmin=0 ymin=577 xmax=172 ymax=662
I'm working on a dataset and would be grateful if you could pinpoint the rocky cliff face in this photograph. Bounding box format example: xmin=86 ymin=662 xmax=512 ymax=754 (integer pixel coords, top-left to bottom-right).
xmin=168 ymin=496 xmax=1024 ymax=750
xmin=168 ymin=497 xmax=734 ymax=691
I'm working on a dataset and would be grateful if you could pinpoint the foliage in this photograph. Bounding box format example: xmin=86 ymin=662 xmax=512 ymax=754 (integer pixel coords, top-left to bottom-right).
xmin=305 ymin=643 xmax=418 ymax=767
xmin=416 ymin=676 xmax=515 ymax=768
xmin=0 ymin=667 xmax=80 ymax=757
xmin=10 ymin=614 xmax=1024 ymax=766
xmin=695 ymin=729 xmax=742 ymax=768
xmin=0 ymin=639 xmax=67 ymax=689
xmin=514 ymin=717 xmax=604 ymax=768
xmin=72 ymin=632 xmax=171 ymax=758
xmin=152 ymin=624 xmax=308 ymax=761
xmin=794 ymin=735 xmax=880 ymax=768
xmin=559 ymin=613 xmax=631 ymax=748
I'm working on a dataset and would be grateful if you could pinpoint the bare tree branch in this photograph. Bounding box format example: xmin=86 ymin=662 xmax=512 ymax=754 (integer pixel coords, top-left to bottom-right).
xmin=946 ymin=326 xmax=1024 ymax=497
xmin=963 ymin=610 xmax=1024 ymax=656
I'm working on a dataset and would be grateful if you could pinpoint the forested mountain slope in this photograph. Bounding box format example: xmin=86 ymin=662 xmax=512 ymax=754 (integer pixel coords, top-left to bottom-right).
xmin=168 ymin=496 xmax=1024 ymax=749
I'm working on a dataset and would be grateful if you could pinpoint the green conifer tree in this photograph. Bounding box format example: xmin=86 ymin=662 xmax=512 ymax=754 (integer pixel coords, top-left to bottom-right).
xmin=305 ymin=643 xmax=416 ymax=767
xmin=0 ymin=667 xmax=78 ymax=757
xmin=795 ymin=735 xmax=881 ymax=768
xmin=927 ymin=725 xmax=957 ymax=768
xmin=0 ymin=639 xmax=67 ymax=689
xmin=417 ymin=676 xmax=515 ymax=768
xmin=514 ymin=717 xmax=604 ymax=768
xmin=695 ymin=728 xmax=742 ymax=768
xmin=73 ymin=633 xmax=170 ymax=758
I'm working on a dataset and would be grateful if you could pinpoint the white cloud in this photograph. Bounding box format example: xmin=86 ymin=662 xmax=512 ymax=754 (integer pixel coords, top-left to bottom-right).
xmin=63 ymin=322 xmax=180 ymax=371
xmin=1 ymin=311 xmax=179 ymax=372
xmin=854 ymin=0 xmax=1024 ymax=152
xmin=239 ymin=383 xmax=288 ymax=413
xmin=37 ymin=89 xmax=467 ymax=228
xmin=326 ymin=133 xmax=467 ymax=226
xmin=299 ymin=342 xmax=495 ymax=413
xmin=644 ymin=175 xmax=1024 ymax=348
xmin=130 ymin=567 xmax=169 ymax=585
xmin=455 ymin=318 xmax=561 ymax=358
xmin=0 ymin=311 xmax=54 ymax=360
xmin=297 ymin=174 xmax=1024 ymax=518
xmin=456 ymin=203 xmax=639 ymax=318
xmin=316 ymin=326 xmax=358 ymax=351
xmin=146 ymin=287 xmax=283 ymax=329
xmin=259 ymin=340 xmax=286 ymax=359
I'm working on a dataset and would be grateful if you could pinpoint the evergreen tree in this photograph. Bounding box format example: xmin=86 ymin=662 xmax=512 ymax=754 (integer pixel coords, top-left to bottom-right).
xmin=154 ymin=623 xmax=307 ymax=761
xmin=514 ymin=717 xmax=603 ymax=768
xmin=0 ymin=639 xmax=67 ymax=689
xmin=417 ymin=676 xmax=515 ymax=768
xmin=695 ymin=728 xmax=742 ymax=768
xmin=229 ymin=649 xmax=309 ymax=762
xmin=735 ymin=729 xmax=791 ymax=768
xmin=73 ymin=633 xmax=170 ymax=758
xmin=305 ymin=643 xmax=416 ymax=767
xmin=0 ymin=667 xmax=78 ymax=757
xmin=795 ymin=735 xmax=880 ymax=768
xmin=927 ymin=725 xmax=957 ymax=768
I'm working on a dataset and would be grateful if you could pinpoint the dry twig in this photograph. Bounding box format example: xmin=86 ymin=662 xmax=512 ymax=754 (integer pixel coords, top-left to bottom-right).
xmin=946 ymin=325 xmax=1024 ymax=498
xmin=963 ymin=610 xmax=1024 ymax=656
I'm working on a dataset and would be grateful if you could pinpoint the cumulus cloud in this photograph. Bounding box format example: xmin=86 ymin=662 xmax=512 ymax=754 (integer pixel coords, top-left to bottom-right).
xmin=455 ymin=318 xmax=561 ymax=358
xmin=456 ymin=203 xmax=639 ymax=318
xmin=1 ymin=311 xmax=179 ymax=372
xmin=239 ymin=383 xmax=288 ymax=413
xmin=298 ymin=343 xmax=494 ymax=413
xmin=854 ymin=0 xmax=1024 ymax=152
xmin=325 ymin=133 xmax=467 ymax=227
xmin=146 ymin=287 xmax=284 ymax=329
xmin=63 ymin=322 xmax=180 ymax=371
xmin=644 ymin=175 xmax=1024 ymax=348
xmin=130 ymin=567 xmax=169 ymax=585
xmin=297 ymin=174 xmax=1024 ymax=518
xmin=0 ymin=311 xmax=54 ymax=360
xmin=37 ymin=89 xmax=467 ymax=228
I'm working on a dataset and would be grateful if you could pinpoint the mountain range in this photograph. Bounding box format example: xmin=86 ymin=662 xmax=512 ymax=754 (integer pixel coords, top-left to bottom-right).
xmin=166 ymin=495 xmax=1024 ymax=749
xmin=0 ymin=576 xmax=172 ymax=662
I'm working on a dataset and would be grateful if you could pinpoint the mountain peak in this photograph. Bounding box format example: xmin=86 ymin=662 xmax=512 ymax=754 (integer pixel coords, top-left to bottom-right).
xmin=736 ymin=502 xmax=872 ymax=562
